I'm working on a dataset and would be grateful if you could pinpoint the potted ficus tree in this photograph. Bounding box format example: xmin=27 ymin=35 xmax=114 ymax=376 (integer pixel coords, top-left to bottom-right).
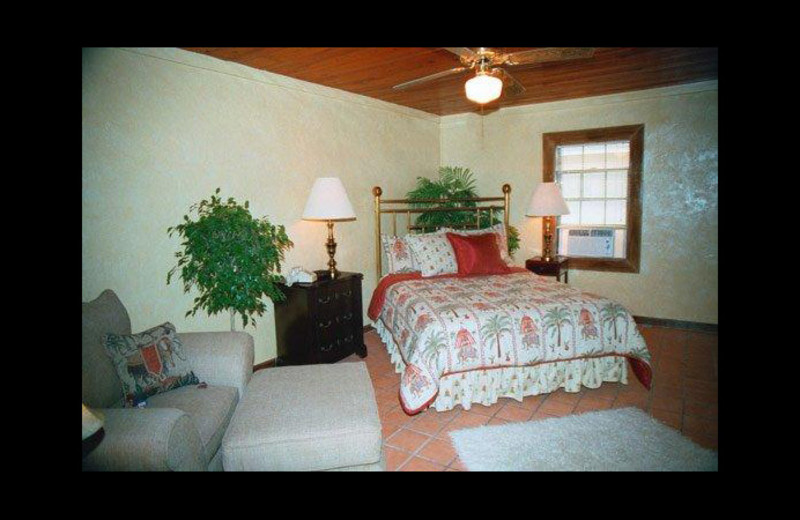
xmin=167 ymin=188 xmax=293 ymax=330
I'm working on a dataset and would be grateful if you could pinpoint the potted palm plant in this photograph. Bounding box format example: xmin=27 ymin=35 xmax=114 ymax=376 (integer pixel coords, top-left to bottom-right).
xmin=406 ymin=166 xmax=520 ymax=256
xmin=167 ymin=188 xmax=293 ymax=330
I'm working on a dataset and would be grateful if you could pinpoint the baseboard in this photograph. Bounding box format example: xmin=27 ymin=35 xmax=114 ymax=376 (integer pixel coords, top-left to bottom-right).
xmin=253 ymin=359 xmax=276 ymax=372
xmin=633 ymin=315 xmax=717 ymax=334
xmin=254 ymin=324 xmax=376 ymax=371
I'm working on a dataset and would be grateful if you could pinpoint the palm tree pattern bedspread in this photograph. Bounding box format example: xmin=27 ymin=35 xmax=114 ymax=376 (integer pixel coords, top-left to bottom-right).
xmin=374 ymin=271 xmax=652 ymax=414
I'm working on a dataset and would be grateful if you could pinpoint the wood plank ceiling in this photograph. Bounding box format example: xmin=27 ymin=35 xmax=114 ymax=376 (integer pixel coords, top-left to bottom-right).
xmin=183 ymin=47 xmax=718 ymax=116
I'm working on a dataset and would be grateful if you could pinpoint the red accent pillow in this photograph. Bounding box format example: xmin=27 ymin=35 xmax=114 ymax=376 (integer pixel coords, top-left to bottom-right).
xmin=445 ymin=232 xmax=511 ymax=276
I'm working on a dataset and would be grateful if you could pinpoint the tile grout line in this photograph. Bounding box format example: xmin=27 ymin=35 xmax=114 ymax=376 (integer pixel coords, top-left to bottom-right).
xmin=396 ymin=401 xmax=513 ymax=470
xmin=394 ymin=409 xmax=462 ymax=471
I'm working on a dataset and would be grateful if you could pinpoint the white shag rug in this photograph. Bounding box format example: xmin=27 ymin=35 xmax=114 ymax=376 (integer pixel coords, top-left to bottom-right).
xmin=449 ymin=407 xmax=718 ymax=471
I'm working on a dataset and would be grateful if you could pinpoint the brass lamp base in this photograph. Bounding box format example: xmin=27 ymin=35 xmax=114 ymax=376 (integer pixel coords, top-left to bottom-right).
xmin=326 ymin=220 xmax=339 ymax=279
xmin=542 ymin=216 xmax=554 ymax=263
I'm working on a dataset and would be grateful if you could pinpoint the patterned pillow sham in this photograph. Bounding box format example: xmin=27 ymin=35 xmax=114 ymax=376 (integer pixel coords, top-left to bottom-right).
xmin=104 ymin=322 xmax=199 ymax=407
xmin=404 ymin=231 xmax=458 ymax=277
xmin=443 ymin=223 xmax=513 ymax=265
xmin=381 ymin=234 xmax=418 ymax=274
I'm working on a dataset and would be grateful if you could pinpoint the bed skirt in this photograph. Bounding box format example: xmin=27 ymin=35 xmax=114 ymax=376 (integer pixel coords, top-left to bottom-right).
xmin=375 ymin=318 xmax=629 ymax=413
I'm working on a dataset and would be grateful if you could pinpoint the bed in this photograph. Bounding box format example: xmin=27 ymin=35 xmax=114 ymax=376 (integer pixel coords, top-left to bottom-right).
xmin=368 ymin=184 xmax=652 ymax=415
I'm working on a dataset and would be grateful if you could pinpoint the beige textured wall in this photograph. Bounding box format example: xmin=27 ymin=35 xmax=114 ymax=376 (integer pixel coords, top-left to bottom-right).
xmin=439 ymin=82 xmax=718 ymax=324
xmin=82 ymin=48 xmax=440 ymax=364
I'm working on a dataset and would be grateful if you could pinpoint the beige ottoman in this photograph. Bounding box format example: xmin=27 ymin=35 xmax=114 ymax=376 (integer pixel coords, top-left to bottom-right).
xmin=221 ymin=362 xmax=384 ymax=471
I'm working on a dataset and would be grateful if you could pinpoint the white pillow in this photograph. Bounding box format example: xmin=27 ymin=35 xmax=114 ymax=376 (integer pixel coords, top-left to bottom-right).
xmin=404 ymin=232 xmax=458 ymax=277
xmin=381 ymin=234 xmax=417 ymax=274
xmin=443 ymin=223 xmax=512 ymax=265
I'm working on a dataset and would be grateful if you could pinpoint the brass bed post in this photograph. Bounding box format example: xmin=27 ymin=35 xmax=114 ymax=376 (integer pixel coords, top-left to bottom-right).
xmin=373 ymin=186 xmax=383 ymax=281
xmin=502 ymin=183 xmax=511 ymax=231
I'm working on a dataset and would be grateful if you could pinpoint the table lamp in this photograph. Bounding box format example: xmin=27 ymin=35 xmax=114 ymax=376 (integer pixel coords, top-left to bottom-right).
xmin=526 ymin=182 xmax=570 ymax=262
xmin=302 ymin=177 xmax=356 ymax=279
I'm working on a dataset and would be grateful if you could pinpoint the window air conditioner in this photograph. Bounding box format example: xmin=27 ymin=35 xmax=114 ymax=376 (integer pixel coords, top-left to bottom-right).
xmin=566 ymin=228 xmax=615 ymax=257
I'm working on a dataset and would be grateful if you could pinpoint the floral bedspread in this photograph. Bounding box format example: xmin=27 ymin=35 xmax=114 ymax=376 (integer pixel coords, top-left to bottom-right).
xmin=372 ymin=271 xmax=651 ymax=414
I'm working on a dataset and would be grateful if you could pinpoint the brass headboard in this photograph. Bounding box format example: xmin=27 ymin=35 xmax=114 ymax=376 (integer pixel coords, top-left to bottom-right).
xmin=372 ymin=184 xmax=511 ymax=279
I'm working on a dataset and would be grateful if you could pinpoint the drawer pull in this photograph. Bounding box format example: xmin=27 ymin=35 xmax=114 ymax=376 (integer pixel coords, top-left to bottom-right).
xmin=318 ymin=295 xmax=332 ymax=304
xmin=336 ymin=312 xmax=353 ymax=323
xmin=338 ymin=290 xmax=352 ymax=298
xmin=318 ymin=320 xmax=332 ymax=329
xmin=321 ymin=338 xmax=342 ymax=352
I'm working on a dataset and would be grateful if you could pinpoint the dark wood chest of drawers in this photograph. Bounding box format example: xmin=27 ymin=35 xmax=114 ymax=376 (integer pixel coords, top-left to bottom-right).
xmin=274 ymin=271 xmax=367 ymax=366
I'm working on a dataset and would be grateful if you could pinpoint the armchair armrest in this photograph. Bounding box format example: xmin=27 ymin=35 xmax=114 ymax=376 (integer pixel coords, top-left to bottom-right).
xmin=82 ymin=408 xmax=206 ymax=471
xmin=179 ymin=331 xmax=254 ymax=400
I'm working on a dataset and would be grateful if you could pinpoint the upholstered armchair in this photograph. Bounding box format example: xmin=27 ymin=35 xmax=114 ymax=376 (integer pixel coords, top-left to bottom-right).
xmin=82 ymin=290 xmax=254 ymax=471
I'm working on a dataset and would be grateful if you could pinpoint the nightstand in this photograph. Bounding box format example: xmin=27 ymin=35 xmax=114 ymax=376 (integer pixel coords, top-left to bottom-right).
xmin=274 ymin=271 xmax=366 ymax=366
xmin=525 ymin=256 xmax=569 ymax=283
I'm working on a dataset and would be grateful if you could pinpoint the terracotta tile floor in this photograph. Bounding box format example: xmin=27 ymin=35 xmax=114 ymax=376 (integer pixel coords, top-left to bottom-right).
xmin=358 ymin=324 xmax=718 ymax=471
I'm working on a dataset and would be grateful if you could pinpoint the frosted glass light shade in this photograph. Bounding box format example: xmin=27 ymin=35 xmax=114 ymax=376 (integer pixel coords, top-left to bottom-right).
xmin=465 ymin=73 xmax=503 ymax=104
xmin=302 ymin=177 xmax=356 ymax=221
xmin=526 ymin=182 xmax=570 ymax=216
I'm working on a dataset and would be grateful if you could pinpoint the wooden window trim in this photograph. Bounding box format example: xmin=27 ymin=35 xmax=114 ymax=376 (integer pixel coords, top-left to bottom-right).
xmin=542 ymin=124 xmax=643 ymax=273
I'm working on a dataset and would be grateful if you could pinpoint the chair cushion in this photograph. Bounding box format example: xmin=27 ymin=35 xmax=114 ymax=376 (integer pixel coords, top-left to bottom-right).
xmin=222 ymin=362 xmax=382 ymax=471
xmin=147 ymin=384 xmax=238 ymax=464
xmin=83 ymin=290 xmax=131 ymax=408
xmin=104 ymin=322 xmax=199 ymax=406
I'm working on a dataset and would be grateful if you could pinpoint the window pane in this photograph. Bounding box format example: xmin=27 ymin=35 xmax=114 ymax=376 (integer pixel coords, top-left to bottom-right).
xmin=559 ymin=173 xmax=581 ymax=199
xmin=560 ymin=200 xmax=580 ymax=225
xmin=606 ymin=199 xmax=627 ymax=225
xmin=583 ymin=144 xmax=606 ymax=170
xmin=582 ymin=172 xmax=605 ymax=198
xmin=606 ymin=142 xmax=630 ymax=169
xmin=606 ymin=170 xmax=628 ymax=198
xmin=557 ymin=145 xmax=584 ymax=171
xmin=580 ymin=200 xmax=605 ymax=225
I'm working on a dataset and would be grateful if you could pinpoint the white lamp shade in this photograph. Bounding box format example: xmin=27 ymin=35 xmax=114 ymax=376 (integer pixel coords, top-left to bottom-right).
xmin=526 ymin=182 xmax=570 ymax=216
xmin=302 ymin=177 xmax=356 ymax=221
xmin=465 ymin=73 xmax=503 ymax=104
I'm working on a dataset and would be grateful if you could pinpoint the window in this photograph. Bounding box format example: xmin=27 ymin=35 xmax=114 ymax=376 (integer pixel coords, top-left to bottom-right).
xmin=543 ymin=124 xmax=643 ymax=273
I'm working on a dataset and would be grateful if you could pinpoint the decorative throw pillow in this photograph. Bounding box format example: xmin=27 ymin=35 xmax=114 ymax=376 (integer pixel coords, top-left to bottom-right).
xmin=405 ymin=231 xmax=458 ymax=277
xmin=381 ymin=234 xmax=418 ymax=274
xmin=446 ymin=232 xmax=511 ymax=276
xmin=104 ymin=322 xmax=199 ymax=407
xmin=444 ymin=223 xmax=513 ymax=265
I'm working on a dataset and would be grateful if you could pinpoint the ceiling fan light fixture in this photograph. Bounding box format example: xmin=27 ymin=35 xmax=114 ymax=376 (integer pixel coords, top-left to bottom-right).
xmin=465 ymin=72 xmax=502 ymax=104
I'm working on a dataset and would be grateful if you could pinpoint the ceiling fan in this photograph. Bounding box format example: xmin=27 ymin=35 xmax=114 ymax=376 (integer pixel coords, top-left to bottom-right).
xmin=393 ymin=47 xmax=595 ymax=104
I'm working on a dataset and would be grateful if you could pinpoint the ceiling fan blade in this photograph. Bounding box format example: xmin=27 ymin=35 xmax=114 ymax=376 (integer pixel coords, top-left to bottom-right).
xmin=442 ymin=47 xmax=478 ymax=63
xmin=393 ymin=67 xmax=469 ymax=90
xmin=504 ymin=47 xmax=595 ymax=66
xmin=492 ymin=68 xmax=526 ymax=97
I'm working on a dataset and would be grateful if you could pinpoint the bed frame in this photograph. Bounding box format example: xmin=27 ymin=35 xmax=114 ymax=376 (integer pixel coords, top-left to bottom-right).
xmin=372 ymin=184 xmax=511 ymax=280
